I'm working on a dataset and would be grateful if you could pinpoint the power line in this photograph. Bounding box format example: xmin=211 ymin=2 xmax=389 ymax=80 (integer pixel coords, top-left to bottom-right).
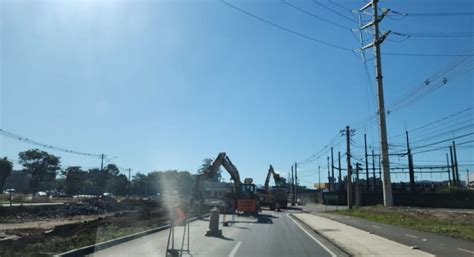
xmin=220 ymin=0 xmax=354 ymax=52
xmin=386 ymin=53 xmax=473 ymax=112
xmin=412 ymin=132 xmax=474 ymax=150
xmin=394 ymin=31 xmax=474 ymax=38
xmin=390 ymin=107 xmax=472 ymax=140
xmin=412 ymin=140 xmax=474 ymax=155
xmin=0 ymin=128 xmax=102 ymax=158
xmin=384 ymin=52 xmax=474 ymax=57
xmin=312 ymin=0 xmax=358 ymax=23
xmin=396 ymin=11 xmax=474 ymax=17
xmin=221 ymin=1 xmax=474 ymax=57
xmin=327 ymin=0 xmax=356 ymax=14
xmin=281 ymin=0 xmax=353 ymax=30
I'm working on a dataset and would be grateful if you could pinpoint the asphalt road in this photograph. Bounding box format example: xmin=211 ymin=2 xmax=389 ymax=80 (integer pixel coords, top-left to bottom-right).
xmin=88 ymin=209 xmax=345 ymax=257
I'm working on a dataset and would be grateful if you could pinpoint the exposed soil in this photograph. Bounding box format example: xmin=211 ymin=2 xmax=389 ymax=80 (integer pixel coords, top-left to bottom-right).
xmin=0 ymin=198 xmax=169 ymax=256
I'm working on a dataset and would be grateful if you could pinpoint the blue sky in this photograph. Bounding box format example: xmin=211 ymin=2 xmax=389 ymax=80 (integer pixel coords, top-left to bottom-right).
xmin=1 ymin=0 xmax=473 ymax=187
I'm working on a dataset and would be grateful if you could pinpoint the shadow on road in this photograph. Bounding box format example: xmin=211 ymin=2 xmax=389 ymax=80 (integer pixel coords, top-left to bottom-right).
xmin=256 ymin=213 xmax=278 ymax=224
xmin=216 ymin=235 xmax=234 ymax=241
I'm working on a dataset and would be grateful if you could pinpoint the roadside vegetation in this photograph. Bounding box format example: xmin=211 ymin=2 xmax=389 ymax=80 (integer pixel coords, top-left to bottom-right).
xmin=332 ymin=205 xmax=474 ymax=241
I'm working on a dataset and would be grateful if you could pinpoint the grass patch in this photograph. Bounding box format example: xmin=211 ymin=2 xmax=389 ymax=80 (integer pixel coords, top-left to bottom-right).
xmin=331 ymin=206 xmax=474 ymax=241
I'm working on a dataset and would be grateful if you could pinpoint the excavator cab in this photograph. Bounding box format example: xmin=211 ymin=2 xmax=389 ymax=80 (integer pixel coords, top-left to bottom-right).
xmin=236 ymin=178 xmax=259 ymax=214
xmin=239 ymin=183 xmax=257 ymax=199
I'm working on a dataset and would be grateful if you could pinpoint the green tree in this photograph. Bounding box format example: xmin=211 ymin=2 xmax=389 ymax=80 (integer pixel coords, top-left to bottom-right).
xmin=63 ymin=166 xmax=88 ymax=195
xmin=0 ymin=157 xmax=13 ymax=191
xmin=198 ymin=158 xmax=221 ymax=182
xmin=104 ymin=163 xmax=120 ymax=176
xmin=107 ymin=174 xmax=129 ymax=196
xmin=131 ymin=172 xmax=148 ymax=196
xmin=18 ymin=149 xmax=60 ymax=195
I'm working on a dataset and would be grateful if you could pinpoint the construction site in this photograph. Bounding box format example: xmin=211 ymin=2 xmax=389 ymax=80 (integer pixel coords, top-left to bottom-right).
xmin=1 ymin=0 xmax=474 ymax=256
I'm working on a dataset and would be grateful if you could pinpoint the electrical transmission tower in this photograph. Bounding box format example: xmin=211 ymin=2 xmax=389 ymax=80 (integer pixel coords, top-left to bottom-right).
xmin=359 ymin=0 xmax=393 ymax=206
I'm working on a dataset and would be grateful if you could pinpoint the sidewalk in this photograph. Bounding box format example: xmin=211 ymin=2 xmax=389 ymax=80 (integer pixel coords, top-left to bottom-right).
xmin=293 ymin=213 xmax=435 ymax=257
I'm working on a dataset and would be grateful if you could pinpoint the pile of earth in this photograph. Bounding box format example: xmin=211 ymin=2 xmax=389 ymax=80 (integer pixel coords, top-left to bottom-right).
xmin=0 ymin=210 xmax=169 ymax=256
xmin=0 ymin=198 xmax=162 ymax=223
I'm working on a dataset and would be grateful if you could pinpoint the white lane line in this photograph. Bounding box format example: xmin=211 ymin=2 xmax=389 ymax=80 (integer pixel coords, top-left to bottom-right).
xmin=457 ymin=248 xmax=474 ymax=254
xmin=371 ymin=225 xmax=381 ymax=229
xmin=405 ymin=234 xmax=419 ymax=239
xmin=287 ymin=214 xmax=337 ymax=257
xmin=229 ymin=241 xmax=242 ymax=257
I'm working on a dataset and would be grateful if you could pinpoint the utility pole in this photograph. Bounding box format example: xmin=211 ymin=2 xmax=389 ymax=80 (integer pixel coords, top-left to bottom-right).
xmin=449 ymin=146 xmax=456 ymax=186
xmin=453 ymin=141 xmax=460 ymax=187
xmin=355 ymin=163 xmax=361 ymax=207
xmin=466 ymin=169 xmax=470 ymax=188
xmin=372 ymin=149 xmax=376 ymax=192
xmin=128 ymin=168 xmax=131 ymax=181
xmin=101 ymin=154 xmax=105 ymax=171
xmin=360 ymin=0 xmax=393 ymax=206
xmin=295 ymin=162 xmax=298 ymax=204
xmin=338 ymin=151 xmax=342 ymax=192
xmin=364 ymin=134 xmax=369 ymax=191
xmin=342 ymin=126 xmax=354 ymax=209
xmin=467 ymin=169 xmax=470 ymax=188
xmin=331 ymin=147 xmax=335 ymax=192
xmin=327 ymin=157 xmax=331 ymax=192
xmin=318 ymin=166 xmax=321 ymax=190
xmin=291 ymin=165 xmax=295 ymax=206
xmin=406 ymin=131 xmax=415 ymax=193
xmin=446 ymin=153 xmax=452 ymax=186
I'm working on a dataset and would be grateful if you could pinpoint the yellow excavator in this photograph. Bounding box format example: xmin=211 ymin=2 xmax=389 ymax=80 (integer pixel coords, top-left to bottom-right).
xmin=261 ymin=165 xmax=288 ymax=210
xmin=194 ymin=152 xmax=259 ymax=214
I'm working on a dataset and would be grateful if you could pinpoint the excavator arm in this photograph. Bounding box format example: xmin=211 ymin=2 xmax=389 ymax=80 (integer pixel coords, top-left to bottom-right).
xmin=264 ymin=165 xmax=286 ymax=193
xmin=195 ymin=152 xmax=242 ymax=199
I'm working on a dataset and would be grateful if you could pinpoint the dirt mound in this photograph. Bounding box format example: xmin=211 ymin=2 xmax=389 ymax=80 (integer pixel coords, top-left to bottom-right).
xmin=0 ymin=198 xmax=163 ymax=223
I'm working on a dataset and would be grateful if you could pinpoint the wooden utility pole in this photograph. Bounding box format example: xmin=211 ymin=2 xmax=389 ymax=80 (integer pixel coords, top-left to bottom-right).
xmin=360 ymin=0 xmax=393 ymax=206
xmin=406 ymin=131 xmax=415 ymax=193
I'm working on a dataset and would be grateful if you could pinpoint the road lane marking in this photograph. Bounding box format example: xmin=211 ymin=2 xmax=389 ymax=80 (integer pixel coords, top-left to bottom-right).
xmin=371 ymin=225 xmax=381 ymax=229
xmin=457 ymin=248 xmax=474 ymax=254
xmin=229 ymin=241 xmax=242 ymax=257
xmin=249 ymin=222 xmax=253 ymax=226
xmin=287 ymin=214 xmax=337 ymax=257
xmin=405 ymin=234 xmax=419 ymax=239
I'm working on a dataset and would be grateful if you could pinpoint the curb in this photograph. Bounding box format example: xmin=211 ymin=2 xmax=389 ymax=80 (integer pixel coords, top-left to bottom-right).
xmin=54 ymin=214 xmax=209 ymax=257
xmin=289 ymin=213 xmax=353 ymax=257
